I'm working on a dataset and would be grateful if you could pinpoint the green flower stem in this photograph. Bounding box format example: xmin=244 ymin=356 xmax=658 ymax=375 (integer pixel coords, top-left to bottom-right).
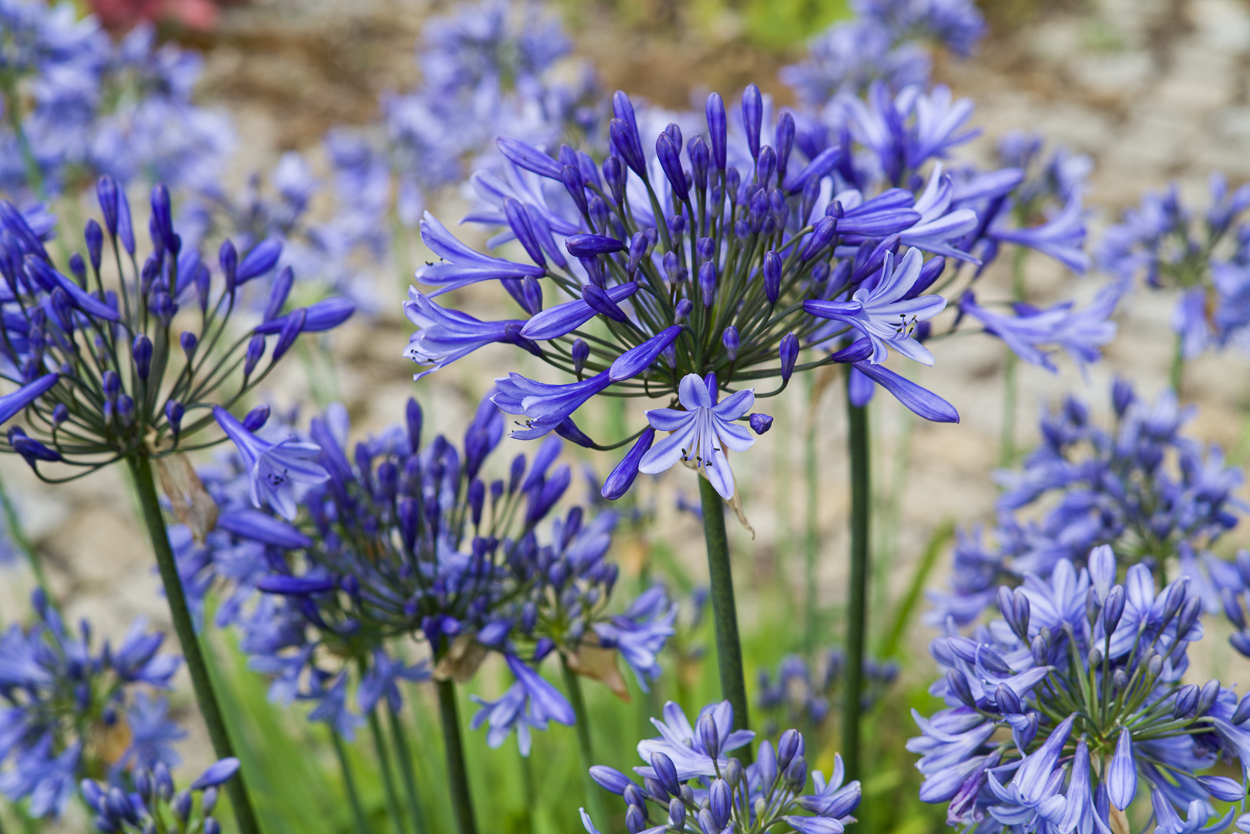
xmin=367 ymin=708 xmax=406 ymax=834
xmin=386 ymin=703 xmax=429 ymax=834
xmin=330 ymin=730 xmax=371 ymax=834
xmin=842 ymin=387 xmax=871 ymax=782
xmin=435 ymin=679 xmax=479 ymax=834
xmin=804 ymin=383 xmax=820 ymax=658
xmin=1170 ymin=331 xmax=1185 ymax=395
xmin=0 ymin=470 xmax=48 ymax=594
xmin=126 ymin=455 xmax=262 ymax=834
xmin=1000 ymin=246 xmax=1029 ymax=468
xmin=559 ymin=654 xmax=607 ymax=826
xmin=697 ymin=474 xmax=752 ymax=755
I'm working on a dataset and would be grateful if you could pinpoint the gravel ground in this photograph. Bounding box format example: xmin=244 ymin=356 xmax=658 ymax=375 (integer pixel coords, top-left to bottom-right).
xmin=9 ymin=0 xmax=1250 ymax=814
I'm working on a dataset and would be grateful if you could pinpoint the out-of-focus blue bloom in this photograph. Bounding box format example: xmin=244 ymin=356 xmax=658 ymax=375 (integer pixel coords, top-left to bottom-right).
xmin=756 ymin=648 xmax=898 ymax=739
xmin=0 ymin=591 xmax=183 ymax=817
xmin=780 ymin=0 xmax=984 ymax=103
xmin=1099 ymin=172 xmax=1250 ymax=363
xmin=469 ymin=654 xmax=574 ymax=756
xmin=958 ymin=285 xmax=1120 ymax=374
xmin=928 ymin=380 xmax=1246 ymax=640
xmin=915 ymin=547 xmax=1242 ymax=831
xmin=584 ymin=699 xmax=861 ymax=833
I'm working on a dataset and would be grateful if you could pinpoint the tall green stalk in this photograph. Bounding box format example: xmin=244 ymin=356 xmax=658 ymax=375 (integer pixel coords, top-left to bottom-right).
xmin=842 ymin=389 xmax=871 ymax=782
xmin=1170 ymin=331 xmax=1186 ymax=394
xmin=330 ymin=730 xmax=371 ymax=834
xmin=803 ymin=397 xmax=820 ymax=658
xmin=386 ymin=704 xmax=429 ymax=834
xmin=0 ymin=471 xmax=48 ymax=593
xmin=367 ymin=709 xmax=405 ymax=834
xmin=1000 ymin=246 xmax=1029 ymax=467
xmin=435 ymin=679 xmax=478 ymax=834
xmin=559 ymin=655 xmax=607 ymax=824
xmin=697 ymin=474 xmax=752 ymax=755
xmin=127 ymin=456 xmax=262 ymax=834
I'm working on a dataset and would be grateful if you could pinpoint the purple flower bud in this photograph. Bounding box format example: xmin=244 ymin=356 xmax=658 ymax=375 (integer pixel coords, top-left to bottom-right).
xmin=668 ymin=799 xmax=686 ymax=829
xmin=1200 ymin=776 xmax=1244 ymax=802
xmin=722 ymin=325 xmax=739 ymax=360
xmin=709 ymin=779 xmax=731 ymax=828
xmin=52 ymin=403 xmax=67 ymax=424
xmin=219 ymin=240 xmax=238 ymax=291
xmin=1174 ymin=684 xmax=1199 ymax=718
xmin=775 ymin=112 xmax=795 ymax=183
xmin=84 ymin=219 xmax=103 ymax=275
xmin=1196 ymin=679 xmax=1221 ymax=716
xmin=696 ymin=712 xmax=720 ymax=759
xmin=1103 ymin=585 xmax=1125 ymax=634
xmin=236 ymin=239 xmax=282 ymax=285
xmin=741 ymin=84 xmax=763 ymax=159
xmin=68 ymin=252 xmax=86 ymax=286
xmin=801 ymin=216 xmax=838 ymax=261
xmin=706 ymin=92 xmax=727 ymax=171
xmin=560 ymin=165 xmax=589 ymax=219
xmin=273 ymin=308 xmax=305 ymax=361
xmin=571 ymin=338 xmax=589 ymax=376
xmin=749 ymin=414 xmax=773 ymax=435
xmin=1234 ymin=692 xmax=1250 ymax=724
xmin=242 ymin=405 xmax=270 ymax=432
xmin=132 ymin=334 xmax=152 ymax=379
xmin=103 ymin=369 xmax=121 ymax=400
xmin=688 ymin=135 xmax=710 ymax=190
xmin=567 ymin=233 xmax=626 ymax=258
xmin=180 ymin=331 xmax=198 ymax=362
xmin=674 ymin=298 xmax=693 ymax=323
xmin=780 ymin=333 xmax=799 ymax=380
xmin=610 ymin=119 xmax=647 ymax=179
xmin=996 ymin=683 xmax=1021 ymax=715
xmin=763 ymin=250 xmax=782 ymax=303
xmin=612 ymin=90 xmax=646 ymax=173
xmin=947 ymin=668 xmax=977 ymax=708
xmin=173 ymin=790 xmax=192 ymax=822
xmin=1108 ymin=729 xmax=1137 ymax=809
xmin=116 ymin=394 xmax=134 ymax=427
xmin=1112 ymin=377 xmax=1135 ymax=417
xmin=590 ymin=766 xmax=634 ymax=795
xmin=748 ymin=188 xmax=768 ymax=233
xmin=662 ymin=251 xmax=683 ymax=284
xmin=656 ymin=132 xmax=689 ymax=202
xmin=757 ymin=146 xmax=776 ymax=187
xmin=97 ymin=177 xmax=119 ymax=235
xmin=150 ymin=184 xmax=175 ymax=252
xmin=698 ymin=262 xmax=716 ymax=304
xmin=602 ymin=428 xmax=654 ymax=500
xmin=244 ymin=334 xmax=265 ymax=376
xmin=650 ymin=752 xmax=680 ymax=797
xmin=667 ymin=214 xmax=686 ymax=241
xmin=264 ymin=266 xmax=294 ymax=322
xmin=165 ymin=400 xmax=184 ymax=439
xmin=520 ymin=276 xmax=543 ymax=315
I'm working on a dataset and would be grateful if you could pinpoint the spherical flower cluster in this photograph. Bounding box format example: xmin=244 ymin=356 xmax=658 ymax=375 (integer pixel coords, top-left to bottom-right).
xmin=0 ymin=180 xmax=354 ymax=480
xmin=779 ymin=0 xmax=986 ymax=104
xmin=584 ymin=700 xmax=861 ymax=834
xmin=81 ymin=756 xmax=241 ymax=834
xmin=756 ymin=648 xmax=898 ymax=738
xmin=1098 ymin=172 xmax=1250 ymax=361
xmin=929 ymin=379 xmax=1244 ymax=627
xmin=0 ymin=590 xmax=183 ymax=817
xmin=410 ymin=82 xmax=994 ymax=499
xmin=914 ymin=546 xmax=1248 ymax=833
xmin=0 ymin=4 xmax=231 ymax=201
xmin=201 ymin=393 xmax=675 ymax=751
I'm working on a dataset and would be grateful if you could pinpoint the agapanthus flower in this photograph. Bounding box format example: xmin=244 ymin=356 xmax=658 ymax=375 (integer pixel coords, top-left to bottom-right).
xmin=410 ymin=83 xmax=991 ymax=501
xmin=81 ymin=756 xmax=240 ymax=834
xmin=929 ymin=380 xmax=1245 ymax=627
xmin=756 ymin=648 xmax=898 ymax=739
xmin=194 ymin=393 xmax=673 ymax=749
xmin=0 ymin=180 xmax=354 ymax=481
xmin=914 ymin=546 xmax=1245 ymax=833
xmin=0 ymin=589 xmax=183 ymax=817
xmin=1099 ymin=172 xmax=1250 ymax=363
xmin=583 ymin=699 xmax=861 ymax=834
xmin=779 ymin=0 xmax=984 ymax=104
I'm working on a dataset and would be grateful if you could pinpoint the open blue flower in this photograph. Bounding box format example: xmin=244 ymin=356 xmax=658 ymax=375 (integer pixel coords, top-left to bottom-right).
xmin=638 ymin=374 xmax=756 ymax=499
xmin=213 ymin=407 xmax=329 ymax=521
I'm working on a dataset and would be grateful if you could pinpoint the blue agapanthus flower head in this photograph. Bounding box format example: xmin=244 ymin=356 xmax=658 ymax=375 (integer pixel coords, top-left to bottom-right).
xmin=0 ymin=180 xmax=354 ymax=482
xmin=0 ymin=590 xmax=183 ymax=817
xmin=915 ymin=546 xmax=1245 ymax=834
xmin=929 ymin=379 xmax=1245 ymax=628
xmin=756 ymin=648 xmax=898 ymax=738
xmin=584 ymin=699 xmax=861 ymax=833
xmin=194 ymin=393 xmax=674 ymax=747
xmin=1099 ymin=172 xmax=1250 ymax=361
xmin=81 ymin=755 xmax=240 ymax=834
xmin=409 ymin=81 xmax=1006 ymax=501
